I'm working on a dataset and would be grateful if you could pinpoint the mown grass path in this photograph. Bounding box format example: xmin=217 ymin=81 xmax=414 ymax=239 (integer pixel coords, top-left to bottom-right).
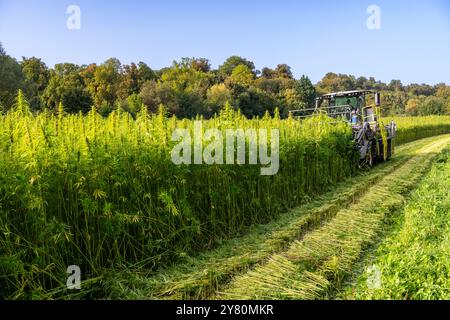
xmin=107 ymin=135 xmax=450 ymax=300
xmin=218 ymin=135 xmax=450 ymax=299
xmin=339 ymin=148 xmax=450 ymax=300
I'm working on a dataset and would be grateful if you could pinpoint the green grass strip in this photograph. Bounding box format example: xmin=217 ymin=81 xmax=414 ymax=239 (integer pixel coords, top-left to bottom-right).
xmin=340 ymin=148 xmax=450 ymax=300
xmin=218 ymin=135 xmax=450 ymax=300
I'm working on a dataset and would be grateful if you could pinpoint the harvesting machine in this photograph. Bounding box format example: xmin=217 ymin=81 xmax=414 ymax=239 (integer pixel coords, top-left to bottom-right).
xmin=289 ymin=90 xmax=397 ymax=168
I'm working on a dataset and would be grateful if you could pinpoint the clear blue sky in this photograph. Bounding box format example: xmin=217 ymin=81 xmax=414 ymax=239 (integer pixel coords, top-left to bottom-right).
xmin=1 ymin=0 xmax=449 ymax=84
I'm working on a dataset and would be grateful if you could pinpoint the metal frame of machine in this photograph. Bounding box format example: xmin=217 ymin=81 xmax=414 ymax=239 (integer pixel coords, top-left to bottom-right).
xmin=289 ymin=90 xmax=397 ymax=168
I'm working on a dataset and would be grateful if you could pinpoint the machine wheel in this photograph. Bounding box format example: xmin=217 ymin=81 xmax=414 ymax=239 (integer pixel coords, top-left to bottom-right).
xmin=367 ymin=143 xmax=375 ymax=167
xmin=359 ymin=141 xmax=375 ymax=169
xmin=386 ymin=139 xmax=393 ymax=160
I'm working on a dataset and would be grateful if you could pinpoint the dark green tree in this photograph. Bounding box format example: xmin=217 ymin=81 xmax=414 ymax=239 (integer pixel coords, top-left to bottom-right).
xmin=118 ymin=62 xmax=140 ymax=100
xmin=235 ymin=86 xmax=276 ymax=118
xmin=137 ymin=62 xmax=157 ymax=85
xmin=388 ymin=80 xmax=403 ymax=91
xmin=218 ymin=56 xmax=256 ymax=77
xmin=189 ymin=58 xmax=211 ymax=73
xmin=316 ymin=73 xmax=356 ymax=94
xmin=20 ymin=57 xmax=49 ymax=110
xmin=275 ymin=64 xmax=293 ymax=79
xmin=84 ymin=58 xmax=122 ymax=112
xmin=297 ymin=75 xmax=316 ymax=109
xmin=42 ymin=63 xmax=92 ymax=113
xmin=261 ymin=67 xmax=276 ymax=79
xmin=0 ymin=43 xmax=25 ymax=108
xmin=419 ymin=96 xmax=447 ymax=115
xmin=406 ymin=83 xmax=435 ymax=96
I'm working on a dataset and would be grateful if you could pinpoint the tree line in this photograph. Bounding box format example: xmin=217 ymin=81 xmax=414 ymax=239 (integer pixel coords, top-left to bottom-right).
xmin=1 ymin=42 xmax=449 ymax=118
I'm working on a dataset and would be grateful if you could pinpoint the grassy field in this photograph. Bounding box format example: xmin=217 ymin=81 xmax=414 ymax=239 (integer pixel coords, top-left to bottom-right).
xmin=219 ymin=137 xmax=450 ymax=299
xmin=1 ymin=97 xmax=357 ymax=298
xmin=1 ymin=94 xmax=450 ymax=299
xmin=340 ymin=147 xmax=450 ymax=300
xmin=104 ymin=135 xmax=450 ymax=299
xmin=393 ymin=116 xmax=450 ymax=145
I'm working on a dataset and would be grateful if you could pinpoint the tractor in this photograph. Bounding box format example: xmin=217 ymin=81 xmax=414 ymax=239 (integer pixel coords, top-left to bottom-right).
xmin=289 ymin=90 xmax=397 ymax=168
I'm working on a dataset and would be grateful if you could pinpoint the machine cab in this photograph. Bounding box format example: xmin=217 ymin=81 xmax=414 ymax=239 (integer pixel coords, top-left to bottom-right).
xmin=314 ymin=90 xmax=380 ymax=125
